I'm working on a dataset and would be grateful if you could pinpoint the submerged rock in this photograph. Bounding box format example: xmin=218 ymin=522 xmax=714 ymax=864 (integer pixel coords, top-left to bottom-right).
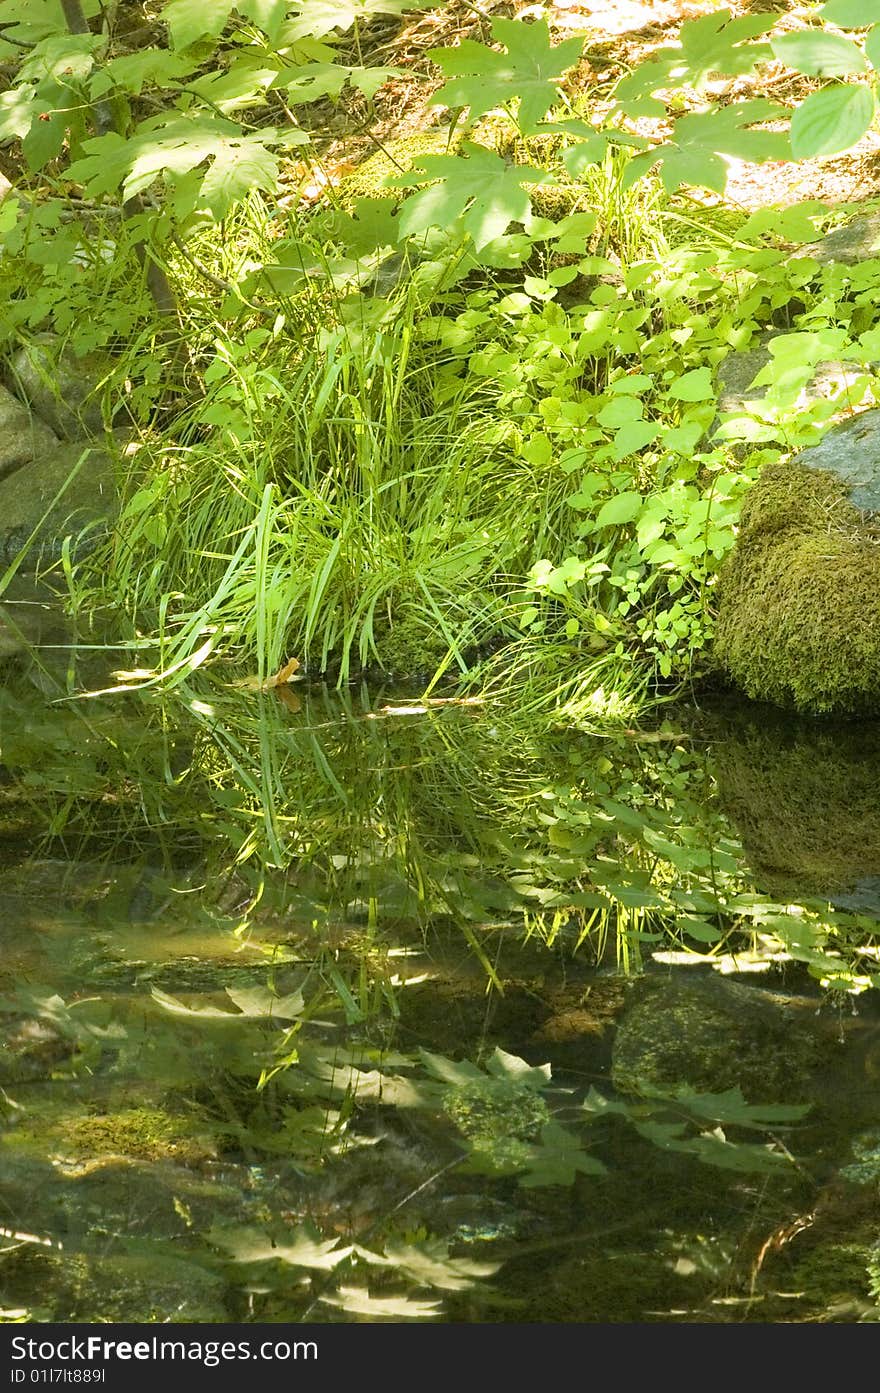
xmin=712 ymin=453 xmax=880 ymax=713
xmin=611 ymin=972 xmax=824 ymax=1104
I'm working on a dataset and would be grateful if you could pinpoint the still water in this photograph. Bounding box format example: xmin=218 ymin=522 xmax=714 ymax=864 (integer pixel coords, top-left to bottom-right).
xmin=2 ymin=659 xmax=880 ymax=1323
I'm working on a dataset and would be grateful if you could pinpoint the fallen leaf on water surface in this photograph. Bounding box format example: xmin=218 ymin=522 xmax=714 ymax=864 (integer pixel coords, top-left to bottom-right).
xmin=229 ymin=657 xmax=301 ymax=692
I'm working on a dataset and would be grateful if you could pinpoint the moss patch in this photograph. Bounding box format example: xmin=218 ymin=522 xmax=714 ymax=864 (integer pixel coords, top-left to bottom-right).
xmin=713 ymin=460 xmax=880 ymax=714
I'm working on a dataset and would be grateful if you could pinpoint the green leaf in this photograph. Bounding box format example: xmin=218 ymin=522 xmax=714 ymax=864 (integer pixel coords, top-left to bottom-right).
xmin=236 ymin=0 xmax=289 ymax=41
xmin=771 ymin=31 xmax=866 ymax=76
xmin=614 ymin=9 xmax=773 ymax=112
xmin=433 ymin=18 xmax=584 ymax=133
xmin=790 ymin=82 xmax=875 ymax=157
xmin=821 ymin=0 xmax=880 ymax=25
xmin=418 ymin=1049 xmax=484 ymax=1086
xmin=613 ymin=421 xmax=659 ymax=459
xmin=163 ymin=0 xmax=234 ymax=50
xmin=394 ymin=143 xmax=549 ymax=251
xmin=199 ymin=135 xmax=284 ymax=218
xmin=97 ymin=49 xmax=196 ymax=96
xmin=667 ymin=367 xmax=714 ymax=402
xmin=675 ymin=8 xmax=775 ymax=84
xmin=595 ymin=492 xmax=642 ymax=528
xmin=625 ymin=100 xmax=789 ymax=194
xmin=187 ymin=58 xmax=279 ymax=111
xmin=866 ymin=27 xmax=880 ymax=68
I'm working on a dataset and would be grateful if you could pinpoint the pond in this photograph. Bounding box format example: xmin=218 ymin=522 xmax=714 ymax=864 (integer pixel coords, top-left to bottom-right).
xmin=3 ymin=636 xmax=880 ymax=1324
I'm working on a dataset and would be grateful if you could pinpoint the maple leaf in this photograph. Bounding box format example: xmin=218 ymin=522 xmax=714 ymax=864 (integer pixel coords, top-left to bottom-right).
xmin=624 ymin=100 xmax=789 ymax=194
xmin=393 ymin=142 xmax=550 ymax=250
xmin=433 ymin=18 xmax=583 ymax=133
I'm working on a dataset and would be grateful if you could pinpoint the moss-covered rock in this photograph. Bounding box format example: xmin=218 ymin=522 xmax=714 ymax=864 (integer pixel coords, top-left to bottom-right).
xmin=713 ymin=459 xmax=880 ymax=713
xmin=611 ymin=973 xmax=824 ymax=1103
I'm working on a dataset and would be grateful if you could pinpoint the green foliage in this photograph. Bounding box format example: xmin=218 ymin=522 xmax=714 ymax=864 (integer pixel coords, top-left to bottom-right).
xmin=432 ymin=18 xmax=584 ymax=135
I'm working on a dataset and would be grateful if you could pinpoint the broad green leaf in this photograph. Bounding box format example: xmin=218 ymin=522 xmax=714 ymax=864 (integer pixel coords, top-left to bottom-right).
xmin=271 ymin=61 xmax=400 ymax=103
xmin=433 ymin=18 xmax=584 ymax=133
xmin=236 ymin=0 xmax=289 ymax=40
xmin=0 ymin=0 xmax=100 ymax=44
xmin=625 ymin=100 xmax=789 ymax=194
xmin=821 ymin=0 xmax=880 ymax=24
xmin=224 ymin=986 xmax=305 ymax=1019
xmin=651 ymin=1083 xmax=810 ymax=1128
xmin=614 ymin=9 xmax=773 ymax=112
xmin=96 ymin=49 xmax=196 ymax=97
xmin=0 ymin=88 xmax=40 ymax=143
xmin=198 ymin=136 xmax=283 ymax=218
xmin=22 ymin=91 xmax=68 ymax=171
xmin=312 ymin=197 xmax=401 ymax=255
xmin=18 ymin=33 xmax=100 ymax=84
xmin=595 ymin=492 xmax=642 ymax=528
xmin=667 ymin=367 xmax=714 ymax=401
xmin=597 ymin=396 xmax=644 ymax=427
xmin=866 ymin=27 xmax=880 ymax=68
xmin=790 ymin=82 xmax=875 ymax=157
xmin=674 ymin=8 xmax=775 ymax=84
xmin=613 ymin=421 xmax=659 ymax=459
xmin=163 ymin=0 xmax=234 ymax=50
xmin=394 ymin=143 xmax=549 ymax=251
xmin=187 ymin=59 xmax=279 ymax=111
xmin=771 ymin=31 xmax=866 ymax=77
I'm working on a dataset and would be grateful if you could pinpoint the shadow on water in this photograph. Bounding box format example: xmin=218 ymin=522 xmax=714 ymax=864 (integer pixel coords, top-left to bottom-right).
xmin=4 ymin=651 xmax=880 ymax=1323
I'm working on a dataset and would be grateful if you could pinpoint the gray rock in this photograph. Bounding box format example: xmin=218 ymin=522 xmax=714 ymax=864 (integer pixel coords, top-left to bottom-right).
xmin=805 ymin=212 xmax=880 ymax=265
xmin=4 ymin=338 xmax=115 ymax=439
xmin=0 ymin=437 xmax=119 ymax=571
xmin=0 ymin=382 xmax=59 ymax=480
xmin=792 ymin=409 xmax=880 ymax=512
xmin=715 ymin=340 xmax=865 ymax=425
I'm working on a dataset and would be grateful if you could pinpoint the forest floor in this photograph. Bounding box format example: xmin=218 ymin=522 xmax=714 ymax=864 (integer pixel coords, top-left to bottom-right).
xmin=298 ymin=0 xmax=880 ymax=215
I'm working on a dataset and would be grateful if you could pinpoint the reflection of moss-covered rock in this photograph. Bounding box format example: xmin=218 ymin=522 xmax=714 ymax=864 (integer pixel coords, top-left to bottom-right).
xmin=444 ymin=1077 xmax=550 ymax=1171
xmin=1 ymin=1245 xmax=225 ymax=1323
xmin=611 ymin=973 xmax=823 ymax=1104
xmin=713 ymin=461 xmax=880 ymax=713
xmin=712 ymin=710 xmax=880 ymax=898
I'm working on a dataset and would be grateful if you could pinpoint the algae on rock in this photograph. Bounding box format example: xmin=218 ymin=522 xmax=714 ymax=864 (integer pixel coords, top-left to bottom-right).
xmin=713 ymin=460 xmax=880 ymax=714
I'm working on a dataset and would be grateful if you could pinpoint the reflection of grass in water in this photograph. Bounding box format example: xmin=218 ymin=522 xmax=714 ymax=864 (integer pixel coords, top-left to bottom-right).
xmin=4 ymin=664 xmax=879 ymax=992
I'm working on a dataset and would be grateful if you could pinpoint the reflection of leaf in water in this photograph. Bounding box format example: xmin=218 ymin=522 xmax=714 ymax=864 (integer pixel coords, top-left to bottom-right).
xmin=355 ymin=1238 xmax=499 ymax=1290
xmin=319 ymin=1286 xmax=443 ymax=1319
xmin=643 ymin=1083 xmax=809 ymax=1130
xmin=208 ymin=1224 xmax=351 ymax=1270
xmin=151 ymin=986 xmax=304 ymax=1020
xmin=519 ymin=1121 xmax=606 ymax=1188
xmin=632 ymin=1120 xmax=791 ymax=1173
